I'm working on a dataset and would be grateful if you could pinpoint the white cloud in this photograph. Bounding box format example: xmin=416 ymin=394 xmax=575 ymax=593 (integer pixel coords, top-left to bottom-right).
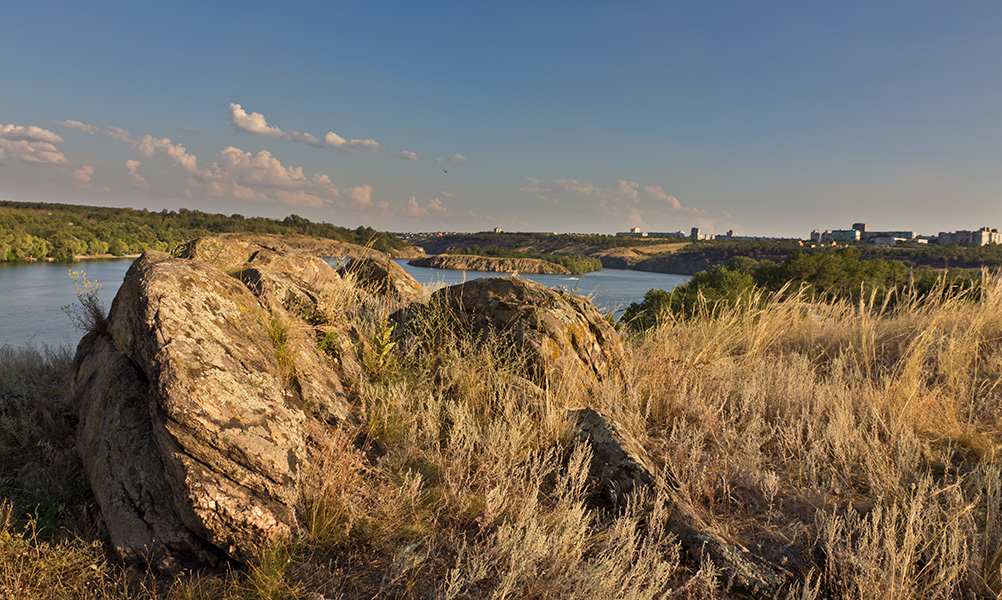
xmin=644 ymin=186 xmax=692 ymax=211
xmin=72 ymin=165 xmax=94 ymax=185
xmin=57 ymin=120 xmax=99 ymax=135
xmin=56 ymin=120 xmax=132 ymax=143
xmin=520 ymin=177 xmax=709 ymax=230
xmin=0 ymin=139 xmax=68 ymax=166
xmin=182 ymin=124 xmax=201 ymax=132
xmin=405 ymin=196 xmax=449 ymax=218
xmin=1 ymin=124 xmax=64 ymax=145
xmin=324 ymin=131 xmax=382 ymax=152
xmin=286 ymin=130 xmax=323 ymax=146
xmin=125 ymin=159 xmax=148 ymax=189
xmin=173 ymin=144 xmax=382 ymax=212
xmin=229 ymin=102 xmax=384 ymax=153
xmin=394 ymin=150 xmax=420 ymax=160
xmin=435 ymin=154 xmax=466 ymax=164
xmin=135 ymin=135 xmax=200 ymax=174
xmin=552 ymin=179 xmax=604 ymax=197
xmin=102 ymin=126 xmax=132 ymax=143
xmin=228 ymin=103 xmax=284 ymax=137
xmin=0 ymin=124 xmax=69 ymax=166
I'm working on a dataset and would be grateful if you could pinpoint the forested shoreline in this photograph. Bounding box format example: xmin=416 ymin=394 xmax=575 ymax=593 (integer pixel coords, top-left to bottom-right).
xmin=0 ymin=200 xmax=408 ymax=262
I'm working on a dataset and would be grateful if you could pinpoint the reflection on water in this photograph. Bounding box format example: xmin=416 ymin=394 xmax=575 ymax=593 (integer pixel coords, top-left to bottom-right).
xmin=0 ymin=257 xmax=689 ymax=348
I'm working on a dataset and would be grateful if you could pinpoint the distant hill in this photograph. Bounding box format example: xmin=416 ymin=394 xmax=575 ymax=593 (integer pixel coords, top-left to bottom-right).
xmin=406 ymin=232 xmax=1002 ymax=275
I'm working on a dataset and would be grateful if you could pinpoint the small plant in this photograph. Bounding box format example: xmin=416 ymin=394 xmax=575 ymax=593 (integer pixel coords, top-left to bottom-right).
xmin=268 ymin=315 xmax=296 ymax=386
xmin=318 ymin=330 xmax=339 ymax=358
xmin=374 ymin=321 xmax=396 ymax=367
xmin=61 ymin=269 xmax=108 ymax=336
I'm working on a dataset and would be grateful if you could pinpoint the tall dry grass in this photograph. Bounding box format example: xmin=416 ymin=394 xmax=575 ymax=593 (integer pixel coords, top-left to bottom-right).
xmin=2 ymin=272 xmax=1002 ymax=598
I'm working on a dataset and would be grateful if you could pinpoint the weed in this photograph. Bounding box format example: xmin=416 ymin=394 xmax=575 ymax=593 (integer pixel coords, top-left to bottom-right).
xmin=61 ymin=269 xmax=108 ymax=336
xmin=268 ymin=315 xmax=296 ymax=386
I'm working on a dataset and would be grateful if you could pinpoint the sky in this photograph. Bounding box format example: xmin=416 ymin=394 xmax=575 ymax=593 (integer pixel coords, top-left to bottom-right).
xmin=1 ymin=1 xmax=1000 ymax=238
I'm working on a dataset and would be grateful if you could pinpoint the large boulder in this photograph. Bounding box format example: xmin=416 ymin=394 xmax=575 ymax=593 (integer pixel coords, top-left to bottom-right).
xmin=431 ymin=277 xmax=625 ymax=397
xmin=74 ymin=333 xmax=222 ymax=571
xmin=74 ymin=250 xmax=353 ymax=567
xmin=338 ymin=256 xmax=426 ymax=305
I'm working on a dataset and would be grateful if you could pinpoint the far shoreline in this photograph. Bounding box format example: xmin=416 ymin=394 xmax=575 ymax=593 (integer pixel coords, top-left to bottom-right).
xmin=71 ymin=253 xmax=142 ymax=261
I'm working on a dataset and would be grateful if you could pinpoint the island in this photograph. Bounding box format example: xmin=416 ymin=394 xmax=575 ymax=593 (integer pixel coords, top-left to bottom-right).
xmin=409 ymin=254 xmax=571 ymax=274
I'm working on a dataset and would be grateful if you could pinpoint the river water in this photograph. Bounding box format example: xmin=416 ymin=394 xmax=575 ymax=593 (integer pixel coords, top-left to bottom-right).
xmin=0 ymin=258 xmax=689 ymax=348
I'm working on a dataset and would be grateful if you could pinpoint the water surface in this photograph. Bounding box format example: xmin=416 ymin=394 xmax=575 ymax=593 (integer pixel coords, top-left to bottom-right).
xmin=0 ymin=258 xmax=689 ymax=348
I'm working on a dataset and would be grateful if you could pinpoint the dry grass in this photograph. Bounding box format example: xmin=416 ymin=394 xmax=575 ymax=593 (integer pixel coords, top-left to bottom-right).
xmin=3 ymin=272 xmax=1002 ymax=598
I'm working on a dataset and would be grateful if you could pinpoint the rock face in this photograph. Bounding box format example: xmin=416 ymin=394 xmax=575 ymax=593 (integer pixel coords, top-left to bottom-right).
xmin=409 ymin=254 xmax=570 ymax=275
xmin=338 ymin=256 xmax=426 ymax=304
xmin=73 ymin=241 xmax=358 ymax=568
xmin=74 ymin=333 xmax=222 ymax=571
xmin=430 ymin=277 xmax=625 ymax=397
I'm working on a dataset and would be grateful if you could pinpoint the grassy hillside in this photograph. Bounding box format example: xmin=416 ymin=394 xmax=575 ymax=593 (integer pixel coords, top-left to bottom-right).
xmin=0 ymin=200 xmax=411 ymax=261
xmin=3 ymin=269 xmax=1002 ymax=598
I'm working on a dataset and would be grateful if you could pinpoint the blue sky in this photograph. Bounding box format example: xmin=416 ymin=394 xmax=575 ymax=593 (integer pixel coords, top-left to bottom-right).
xmin=1 ymin=1 xmax=999 ymax=237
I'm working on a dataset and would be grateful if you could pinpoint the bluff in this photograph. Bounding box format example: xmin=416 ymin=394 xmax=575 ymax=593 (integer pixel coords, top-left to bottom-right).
xmin=409 ymin=254 xmax=570 ymax=274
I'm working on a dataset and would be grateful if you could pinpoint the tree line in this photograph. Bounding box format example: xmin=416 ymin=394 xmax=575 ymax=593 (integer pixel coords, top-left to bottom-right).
xmin=623 ymin=247 xmax=987 ymax=330
xmin=0 ymin=201 xmax=408 ymax=262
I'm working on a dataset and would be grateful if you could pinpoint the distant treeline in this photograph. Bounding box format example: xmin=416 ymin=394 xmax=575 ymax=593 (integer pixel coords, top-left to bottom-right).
xmin=0 ymin=201 xmax=407 ymax=262
xmin=623 ymin=248 xmax=987 ymax=329
xmin=411 ymin=232 xmax=690 ymax=255
xmin=445 ymin=244 xmax=603 ymax=274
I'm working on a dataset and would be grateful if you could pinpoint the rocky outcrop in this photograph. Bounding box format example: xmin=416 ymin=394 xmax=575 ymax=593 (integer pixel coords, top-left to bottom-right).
xmin=428 ymin=277 xmax=625 ymax=397
xmin=173 ymin=232 xmax=421 ymax=261
xmin=409 ymin=254 xmax=570 ymax=275
xmin=338 ymin=256 xmax=426 ymax=305
xmin=73 ymin=242 xmax=359 ymax=568
xmin=72 ymin=234 xmax=789 ymax=593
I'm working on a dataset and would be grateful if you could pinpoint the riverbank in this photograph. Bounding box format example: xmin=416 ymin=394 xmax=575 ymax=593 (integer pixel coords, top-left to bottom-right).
xmin=71 ymin=253 xmax=142 ymax=261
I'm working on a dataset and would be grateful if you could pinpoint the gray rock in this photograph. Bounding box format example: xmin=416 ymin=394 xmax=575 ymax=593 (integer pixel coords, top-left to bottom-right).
xmin=338 ymin=256 xmax=426 ymax=305
xmin=77 ymin=251 xmax=340 ymax=564
xmin=431 ymin=277 xmax=625 ymax=397
xmin=73 ymin=333 xmax=221 ymax=571
xmin=568 ymin=407 xmax=654 ymax=508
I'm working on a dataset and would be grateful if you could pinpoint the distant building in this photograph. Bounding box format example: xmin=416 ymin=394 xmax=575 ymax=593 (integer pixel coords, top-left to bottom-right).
xmin=717 ymin=231 xmax=784 ymax=242
xmin=810 ymin=229 xmax=861 ymax=243
xmin=493 ymin=226 xmax=502 ymax=233
xmin=615 ymin=227 xmax=647 ymax=237
xmin=937 ymin=227 xmax=1002 ymax=246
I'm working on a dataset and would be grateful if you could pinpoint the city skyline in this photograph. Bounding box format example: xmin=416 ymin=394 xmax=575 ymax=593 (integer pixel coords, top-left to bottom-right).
xmin=1 ymin=2 xmax=1000 ymax=238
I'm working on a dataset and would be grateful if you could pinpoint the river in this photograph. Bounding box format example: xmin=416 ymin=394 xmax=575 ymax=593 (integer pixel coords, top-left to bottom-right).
xmin=0 ymin=258 xmax=689 ymax=348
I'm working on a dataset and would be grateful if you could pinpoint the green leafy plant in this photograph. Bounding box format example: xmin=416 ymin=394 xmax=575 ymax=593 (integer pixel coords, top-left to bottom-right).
xmin=373 ymin=321 xmax=396 ymax=371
